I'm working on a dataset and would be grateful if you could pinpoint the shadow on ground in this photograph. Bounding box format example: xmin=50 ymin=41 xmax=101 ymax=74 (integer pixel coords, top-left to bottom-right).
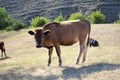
xmin=62 ymin=63 xmax=120 ymax=80
xmin=0 ymin=56 xmax=11 ymax=60
xmin=0 ymin=63 xmax=120 ymax=80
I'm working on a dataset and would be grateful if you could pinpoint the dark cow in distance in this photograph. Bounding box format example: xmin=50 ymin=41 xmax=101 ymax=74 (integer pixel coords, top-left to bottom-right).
xmin=89 ymin=38 xmax=99 ymax=47
xmin=0 ymin=41 xmax=7 ymax=58
xmin=28 ymin=20 xmax=91 ymax=66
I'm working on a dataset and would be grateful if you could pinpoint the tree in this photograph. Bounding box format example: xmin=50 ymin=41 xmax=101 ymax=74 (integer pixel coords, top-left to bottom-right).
xmin=0 ymin=8 xmax=27 ymax=31
xmin=0 ymin=8 xmax=9 ymax=30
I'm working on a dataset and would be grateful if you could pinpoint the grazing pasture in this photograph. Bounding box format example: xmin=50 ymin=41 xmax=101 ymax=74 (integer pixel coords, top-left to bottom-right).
xmin=0 ymin=24 xmax=120 ymax=80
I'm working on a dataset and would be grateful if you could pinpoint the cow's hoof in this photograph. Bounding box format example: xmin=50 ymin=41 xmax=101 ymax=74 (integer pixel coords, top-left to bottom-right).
xmin=48 ymin=64 xmax=50 ymax=66
xmin=76 ymin=63 xmax=79 ymax=65
xmin=82 ymin=60 xmax=85 ymax=63
xmin=59 ymin=64 xmax=62 ymax=67
xmin=76 ymin=61 xmax=79 ymax=65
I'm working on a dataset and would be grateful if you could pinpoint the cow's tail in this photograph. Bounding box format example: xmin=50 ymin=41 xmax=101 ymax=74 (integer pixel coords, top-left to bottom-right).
xmin=86 ymin=21 xmax=91 ymax=46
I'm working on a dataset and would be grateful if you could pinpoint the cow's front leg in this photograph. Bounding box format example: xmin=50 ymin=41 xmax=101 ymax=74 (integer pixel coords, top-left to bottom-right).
xmin=48 ymin=47 xmax=53 ymax=66
xmin=55 ymin=45 xmax=62 ymax=66
xmin=1 ymin=49 xmax=3 ymax=57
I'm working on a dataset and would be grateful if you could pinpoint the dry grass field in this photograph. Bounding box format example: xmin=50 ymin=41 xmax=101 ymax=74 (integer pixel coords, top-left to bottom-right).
xmin=0 ymin=24 xmax=120 ymax=80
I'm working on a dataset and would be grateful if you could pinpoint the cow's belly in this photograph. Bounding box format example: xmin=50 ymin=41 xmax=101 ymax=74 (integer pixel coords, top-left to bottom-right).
xmin=60 ymin=37 xmax=79 ymax=46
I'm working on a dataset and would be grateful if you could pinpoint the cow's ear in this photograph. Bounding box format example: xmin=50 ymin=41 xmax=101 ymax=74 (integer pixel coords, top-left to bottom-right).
xmin=28 ymin=31 xmax=35 ymax=35
xmin=43 ymin=30 xmax=51 ymax=36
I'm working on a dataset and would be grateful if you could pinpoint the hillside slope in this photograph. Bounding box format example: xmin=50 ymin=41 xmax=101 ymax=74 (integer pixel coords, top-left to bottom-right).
xmin=0 ymin=0 xmax=120 ymax=25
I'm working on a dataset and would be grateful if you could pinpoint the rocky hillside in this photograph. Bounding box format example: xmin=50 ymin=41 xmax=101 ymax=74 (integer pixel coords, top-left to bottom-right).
xmin=0 ymin=0 xmax=120 ymax=25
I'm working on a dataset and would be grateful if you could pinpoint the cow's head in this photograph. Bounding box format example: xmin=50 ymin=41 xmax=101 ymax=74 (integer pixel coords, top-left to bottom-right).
xmin=28 ymin=29 xmax=51 ymax=48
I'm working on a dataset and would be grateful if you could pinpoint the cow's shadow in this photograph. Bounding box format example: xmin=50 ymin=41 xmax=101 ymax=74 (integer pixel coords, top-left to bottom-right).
xmin=62 ymin=63 xmax=120 ymax=80
xmin=0 ymin=63 xmax=120 ymax=80
xmin=0 ymin=56 xmax=11 ymax=60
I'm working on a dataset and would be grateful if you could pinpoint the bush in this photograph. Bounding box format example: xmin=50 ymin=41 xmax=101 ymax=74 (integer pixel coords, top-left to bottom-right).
xmin=30 ymin=16 xmax=49 ymax=28
xmin=6 ymin=19 xmax=26 ymax=31
xmin=68 ymin=12 xmax=85 ymax=20
xmin=88 ymin=10 xmax=106 ymax=24
xmin=13 ymin=20 xmax=26 ymax=30
xmin=5 ymin=26 xmax=14 ymax=31
xmin=54 ymin=13 xmax=66 ymax=22
xmin=114 ymin=13 xmax=120 ymax=24
xmin=114 ymin=20 xmax=120 ymax=24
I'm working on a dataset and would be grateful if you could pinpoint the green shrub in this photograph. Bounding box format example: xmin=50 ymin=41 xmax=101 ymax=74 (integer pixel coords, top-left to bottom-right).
xmin=13 ymin=20 xmax=26 ymax=30
xmin=114 ymin=20 xmax=120 ymax=24
xmin=88 ymin=10 xmax=106 ymax=24
xmin=114 ymin=13 xmax=120 ymax=24
xmin=6 ymin=20 xmax=26 ymax=31
xmin=54 ymin=13 xmax=66 ymax=22
xmin=6 ymin=26 xmax=14 ymax=31
xmin=68 ymin=12 xmax=85 ymax=20
xmin=30 ymin=16 xmax=49 ymax=28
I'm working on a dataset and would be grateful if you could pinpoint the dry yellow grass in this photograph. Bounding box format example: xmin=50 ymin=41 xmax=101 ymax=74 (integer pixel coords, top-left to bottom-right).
xmin=0 ymin=24 xmax=120 ymax=80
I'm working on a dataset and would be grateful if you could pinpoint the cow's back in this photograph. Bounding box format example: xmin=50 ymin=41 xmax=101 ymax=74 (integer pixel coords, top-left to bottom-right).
xmin=59 ymin=20 xmax=89 ymax=34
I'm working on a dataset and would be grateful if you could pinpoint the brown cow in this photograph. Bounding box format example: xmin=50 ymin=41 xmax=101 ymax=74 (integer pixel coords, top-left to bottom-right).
xmin=28 ymin=20 xmax=91 ymax=66
xmin=0 ymin=41 xmax=7 ymax=57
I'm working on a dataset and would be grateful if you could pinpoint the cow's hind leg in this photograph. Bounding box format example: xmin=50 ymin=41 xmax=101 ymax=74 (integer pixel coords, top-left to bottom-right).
xmin=82 ymin=33 xmax=89 ymax=63
xmin=82 ymin=44 xmax=88 ymax=63
xmin=48 ymin=47 xmax=53 ymax=66
xmin=3 ymin=48 xmax=7 ymax=57
xmin=76 ymin=34 xmax=88 ymax=64
xmin=76 ymin=43 xmax=84 ymax=64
